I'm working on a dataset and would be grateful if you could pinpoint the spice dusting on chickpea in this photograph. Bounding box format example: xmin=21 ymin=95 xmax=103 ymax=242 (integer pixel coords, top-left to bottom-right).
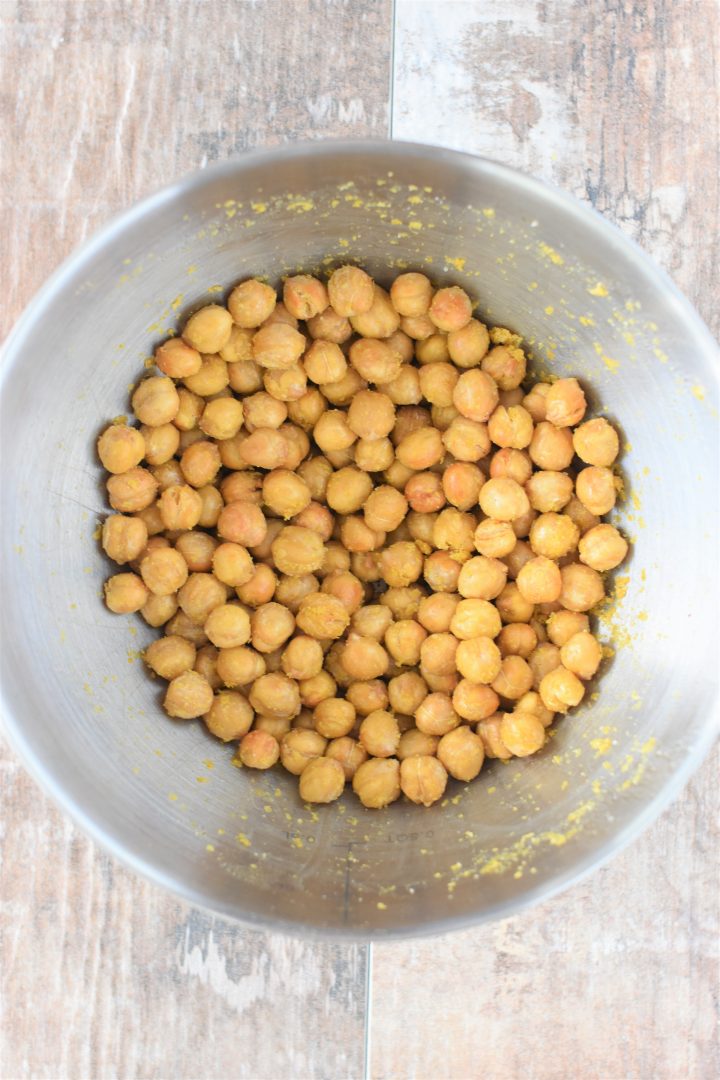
xmin=99 ymin=262 xmax=630 ymax=809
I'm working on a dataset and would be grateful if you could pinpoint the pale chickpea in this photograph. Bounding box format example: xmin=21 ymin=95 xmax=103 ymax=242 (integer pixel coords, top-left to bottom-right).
xmin=479 ymin=477 xmax=529 ymax=521
xmin=183 ymin=355 xmax=230 ymax=397
xmin=250 ymin=602 xmax=295 ymax=654
xmin=559 ymin=562 xmax=605 ymax=612
xmin=104 ymin=572 xmax=149 ymax=614
xmin=497 ymin=623 xmax=537 ymax=659
xmin=275 ymin=574 xmax=320 ymax=613
xmin=516 ymin=556 xmax=562 ymax=604
xmin=322 ymin=368 xmax=367 ymax=407
xmin=353 ymin=757 xmax=401 ymax=808
xmin=457 ymin=556 xmax=508 ymax=601
xmin=450 ymin=598 xmax=502 ymax=640
xmin=313 ymin=697 xmax=356 ymax=739
xmin=217 ymin=501 xmax=267 ymax=547
xmin=442 ymin=463 xmax=484 ymax=510
xmin=140 ymin=422 xmax=179 ymax=466
xmin=488 ymin=405 xmax=534 ymax=450
xmin=385 ymin=619 xmax=427 ymax=666
xmin=296 ymin=593 xmax=350 ymax=639
xmin=288 ymin=389 xmax=327 ymax=430
xmin=203 ymin=691 xmax=254 ymax=741
xmin=526 ymin=471 xmax=574 ymax=513
xmin=578 ymin=523 xmax=628 ymax=571
xmin=349 ymin=338 xmax=403 ymax=385
xmin=163 ymin=669 xmax=214 ymax=719
xmin=473 ymin=519 xmax=516 ymax=559
xmin=395 ymin=427 xmax=443 ymax=471
xmin=252 ymin=323 xmax=306 ymax=371
xmin=495 ymin=582 xmax=534 ymax=624
xmin=341 ymin=636 xmax=389 ymax=680
xmin=236 ymin=729 xmax=280 ymax=770
xmin=452 ymin=369 xmax=499 ymax=423
xmin=102 ymin=514 xmax=148 ymax=565
xmin=545 ymin=377 xmax=586 ymax=427
xmin=559 ymin=629 xmax=602 ymax=680
xmin=98 ymin=423 xmax=145 ymax=474
xmin=280 ymin=729 xmax=327 ymax=775
xmin=455 ymin=636 xmax=501 ymax=684
xmin=437 ymin=726 xmax=485 ymax=781
xmin=481 ymin=345 xmax=526 ymax=390
xmin=442 ymin=416 xmax=491 ymax=462
xmin=539 ymin=665 xmax=585 ymax=713
xmin=447 ymin=319 xmax=490 ymax=368
xmin=388 ymin=671 xmax=428 ymax=715
xmin=144 ymin=634 xmax=196 ymax=680
xmin=423 ymin=551 xmax=461 ymax=593
xmin=415 ymin=692 xmax=459 ymax=736
xmin=529 ymin=512 xmax=579 ymax=560
xmin=390 ymin=272 xmax=433 ymax=317
xmin=575 ymin=466 xmax=617 ymax=516
xmin=302 ymin=339 xmax=346 ymax=385
xmin=140 ymin=546 xmax=188 ymax=596
xmin=107 ymin=467 xmax=158 ymax=513
xmin=573 ymin=417 xmax=620 ymax=466
xmin=477 ymin=715 xmax=511 ymax=760
xmin=399 ymin=755 xmax=447 ymax=806
xmin=523 ymin=382 xmax=551 ymax=422
xmin=177 ymin=572 xmax=226 ymax=624
xmin=452 ymin=680 xmax=499 ymax=723
xmin=405 ymin=472 xmax=445 ymax=514
xmin=349 ymin=285 xmax=401 ymax=339
xmin=499 ymin=711 xmax=546 ymax=756
xmin=306 ymin=306 xmax=352 ymax=343
xmin=358 ymin=710 xmax=400 ymax=758
xmin=428 ymin=286 xmax=472 ymax=332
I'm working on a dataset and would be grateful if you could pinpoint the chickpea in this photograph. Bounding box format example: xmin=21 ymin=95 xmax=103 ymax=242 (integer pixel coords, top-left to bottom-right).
xmin=478 ymin=477 xmax=529 ymax=522
xmin=421 ymin=551 xmax=459 ymax=593
xmin=407 ymin=509 xmax=439 ymax=546
xmin=388 ymin=671 xmax=429 ymax=716
xmin=414 ymin=692 xmax=458 ymax=736
xmin=259 ymin=471 xmax=310 ymax=521
xmin=442 ymin=416 xmax=491 ymax=462
xmin=545 ymin=377 xmax=586 ymax=428
xmin=155 ymin=484 xmax=201 ymax=531
xmin=499 ymin=711 xmax=546 ymax=756
xmin=280 ymin=729 xmax=327 ymax=775
xmin=185 ymin=358 xmax=231 ymax=401
xmin=181 ymin=306 xmax=233 ymax=355
xmin=578 ymin=523 xmax=628 ymax=571
xmin=477 ymin=715 xmax=511 ymax=760
xmin=557 ymin=628 xmax=602 ymax=680
xmin=296 ymin=756 xmax=345 ymax=803
xmin=575 ymin=466 xmax=617 ymax=516
xmin=321 ymin=571 xmax=365 ymax=615
xmin=275 ymin=574 xmax=319 ymax=614
xmin=564 ymin=495 xmax=600 ymax=536
xmin=322 ymin=737 xmax=366 ymax=781
xmin=437 ymin=726 xmax=485 ymax=782
xmin=211 ymin=542 xmax=254 ymax=588
xmin=104 ymin=572 xmax=149 ymax=614
xmin=422 ymin=670 xmax=458 ymax=695
xmin=539 ymin=665 xmax=585 ymax=713
xmin=261 ymin=302 xmax=298 ymax=330
xmin=202 ymin=691 xmax=254 ymax=742
xmin=339 ymin=516 xmax=382 ymax=554
xmin=130 ymin=377 xmax=179 ymax=428
xmin=353 ymin=757 xmax=401 ymax=808
xmin=161 ymin=668 xmax=214 ymax=719
xmin=217 ymin=501 xmax=267 ymax=548
xmin=447 ymin=319 xmax=490 ymax=368
xmin=417 ymin=363 xmax=456 ymax=408
xmin=340 ymin=636 xmax=389 ymax=681
xmin=405 ymin=472 xmax=445 ymax=514
xmin=163 ymin=610 xmax=207 ymax=647
xmin=220 ymin=327 xmax=255 ymax=367
xmin=139 ymin=546 xmax=188 ymax=596
xmin=143 ymin=634 xmax=196 ymax=680
xmin=295 ymin=456 xmax=331 ymax=503
xmin=573 ymin=417 xmax=620 ymax=467
xmin=174 ymin=531 xmax=217 ymax=575
xmin=384 ymin=459 xmax=416 ymax=492
xmin=302 ymin=339 xmax=346 ymax=385
xmin=288 ymin=389 xmax=327 ymax=430
xmin=236 ymin=729 xmax=280 ymax=770
xmin=523 ymin=382 xmax=551 ymax=422
xmin=344 ymin=680 xmax=387 ymax=718
xmin=385 ymin=619 xmax=427 ymax=666
xmin=354 ymin=436 xmax=395 ymax=473
xmin=559 ymin=563 xmax=605 ymax=612
xmin=107 ymin=467 xmax=158 ymax=513
xmin=401 ymin=313 xmax=435 ymax=342
xmin=452 ymin=369 xmax=499 ymax=424
xmin=395 ymin=427 xmax=443 ymax=471
xmin=389 ymin=272 xmax=432 ymax=317
xmin=177 ymin=572 xmax=226 ymax=624
xmin=527 ymin=422 xmax=573 ymax=472
xmin=326 ymin=265 xmax=373 ymax=317
xmin=452 ymin=680 xmax=499 ymax=723
xmin=349 ymin=284 xmax=400 ymax=339
xmin=264 ymin=363 xmax=308 ymax=401
xmin=497 ymin=623 xmax=537 ymax=659
xmin=321 ymin=467 xmax=371 ymax=517
xmin=311 ymin=697 xmax=355 ymax=740
xmin=176 ymin=442 xmax=219 ymax=490
xmin=225 ymin=279 xmax=275 ymax=328
xmin=267 ymin=525 xmax=323 ymax=578
xmin=298 ymin=670 xmax=336 ymax=708
xmin=457 ymin=556 xmax=507 ymax=601
xmin=351 ymin=605 xmax=393 ymax=641
xmin=322 ymin=368 xmax=367 ymax=408
xmin=528 ymin=512 xmax=579 ymax=560
xmin=379 ymin=364 xmax=422 ymax=407
xmin=216 ymin=645 xmax=265 ymax=687
xmin=290 ymin=503 xmax=333 ymax=543
xmin=280 ymin=274 xmax=327 ymax=320
xmin=397 ymin=754 xmax=447 ymax=806
xmin=196 ymin=485 xmax=222 ymax=529
xmin=487 ymin=405 xmax=534 ymax=450
xmin=417 ymin=632 xmax=456 ymax=677
xmin=306 ymin=306 xmax=352 ymax=344
xmin=528 ymin=642 xmax=561 ymax=690
xmin=514 ymin=689 xmax=554 ymax=728
xmin=450 ymin=598 xmax=502 ymax=640
xmin=201 ymin=603 xmax=250 ymax=650
xmin=348 ymin=338 xmax=402 ymax=385
xmin=296 ymin=594 xmax=350 ymax=640
xmin=197 ymin=399 xmax=243 ymax=443
xmin=396 ymin=729 xmax=438 ymax=761
xmin=154 ymin=337 xmax=201 ymax=379
xmin=171 ymin=389 xmax=202 ymax=434
xmin=427 ymin=285 xmax=471 ymax=332
xmin=491 ymin=655 xmax=533 ymax=700
xmin=240 ymin=392 xmax=286 ymax=433
xmin=139 ymin=423 xmax=179 ymax=467
xmin=250 ymin=602 xmax=295 ymax=654
xmin=546 ymin=610 xmax=589 ymax=647
xmin=481 ymin=344 xmax=526 ymax=390
xmin=473 ymin=519 xmax=516 ymax=559
xmin=495 ymin=582 xmax=534 ymax=624
xmin=357 ymin=710 xmax=400 ymax=758
xmin=442 ymin=462 xmax=483 ymax=511
xmin=97 ymin=423 xmax=145 ymax=475
xmin=193 ymin=643 xmax=222 ymax=690
xmin=248 ymin=672 xmax=300 ymax=720
xmin=454 ymin=636 xmax=501 ymax=684
xmin=516 ymin=556 xmax=562 ymax=604
xmin=312 ymin=410 xmax=356 ymax=454
xmin=251 ymin=323 xmax=305 ymax=371
xmin=151 ymin=459 xmax=185 ymax=492
xmin=102 ymin=514 xmax=148 ymax=565
xmin=526 ymin=471 xmax=574 ymax=514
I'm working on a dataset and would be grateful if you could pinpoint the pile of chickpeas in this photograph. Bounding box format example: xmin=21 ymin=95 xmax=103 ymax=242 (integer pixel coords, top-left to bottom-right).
xmin=99 ymin=265 xmax=628 ymax=809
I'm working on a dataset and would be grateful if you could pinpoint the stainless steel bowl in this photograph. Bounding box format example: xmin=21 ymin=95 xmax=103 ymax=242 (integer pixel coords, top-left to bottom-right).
xmin=2 ymin=141 xmax=718 ymax=939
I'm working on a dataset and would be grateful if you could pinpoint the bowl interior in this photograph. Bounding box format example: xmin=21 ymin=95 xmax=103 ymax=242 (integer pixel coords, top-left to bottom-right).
xmin=2 ymin=144 xmax=718 ymax=936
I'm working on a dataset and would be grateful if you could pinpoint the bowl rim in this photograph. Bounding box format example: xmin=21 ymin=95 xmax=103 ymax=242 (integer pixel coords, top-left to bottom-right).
xmin=2 ymin=137 xmax=719 ymax=941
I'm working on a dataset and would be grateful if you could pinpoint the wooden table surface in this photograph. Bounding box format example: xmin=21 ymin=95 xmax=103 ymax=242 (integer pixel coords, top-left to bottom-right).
xmin=1 ymin=3 xmax=718 ymax=1078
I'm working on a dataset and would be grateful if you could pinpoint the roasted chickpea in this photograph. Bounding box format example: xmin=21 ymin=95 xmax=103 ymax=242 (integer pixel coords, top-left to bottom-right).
xmin=573 ymin=417 xmax=620 ymax=466
xmin=455 ymin=636 xmax=501 ymax=684
xmin=313 ymin=697 xmax=356 ymax=740
xmin=107 ymin=467 xmax=158 ymax=513
xmin=194 ymin=643 xmax=223 ymax=690
xmin=528 ymin=642 xmax=562 ymax=690
xmin=529 ymin=512 xmax=579 ymax=560
xmin=341 ymin=636 xmax=389 ymax=681
xmin=162 ymin=669 xmax=214 ymax=719
xmin=390 ymin=272 xmax=433 ymax=317
xmin=236 ymin=729 xmax=280 ymax=770
xmin=358 ymin=710 xmax=400 ymax=758
xmin=578 ymin=523 xmax=628 ymax=571
xmin=321 ymin=368 xmax=367 ymax=408
xmin=395 ymin=427 xmax=444 ymax=471
xmin=217 ymin=501 xmax=267 ymax=548
xmin=405 ymin=472 xmax=445 ymax=514
xmin=388 ymin=671 xmax=429 ymax=716
xmin=306 ymin=306 xmax=352 ymax=343
xmin=351 ymin=605 xmax=393 ymax=641
xmin=288 ymin=389 xmax=327 ymax=430
xmin=354 ymin=436 xmax=395 ymax=473
xmin=490 ymin=447 xmax=532 ymax=486
xmin=481 ymin=344 xmax=526 ymax=390
xmin=349 ymin=285 xmax=400 ymax=339
xmin=559 ymin=563 xmax=605 ymax=612
xmin=526 ymin=471 xmax=574 ymax=514
xmin=428 ymin=286 xmax=472 ymax=332
xmin=447 ymin=319 xmax=490 ymax=368
xmin=442 ymin=416 xmax=491 ymax=463
xmin=321 ymin=570 xmax=365 ymax=614
xmin=210 ymin=542 xmax=253 ymax=588
xmin=499 ymin=710 xmax=546 ymax=756
xmin=202 ymin=603 xmax=251 ymax=649
xmin=457 ymin=556 xmax=507 ymax=601
xmin=516 ymin=556 xmax=562 ymax=604
xmin=488 ymin=405 xmax=534 ymax=450
xmin=479 ymin=477 xmax=530 ymax=521
xmin=313 ymin=410 xmax=356 ymax=454
xmin=220 ymin=327 xmax=255 ymax=366
xmin=301 ymin=339 xmax=345 ymax=386
xmin=437 ymin=726 xmax=485 ymax=781
xmin=546 ymin=610 xmax=589 ymax=647
xmin=151 ymin=459 xmax=184 ymax=492
xmin=450 ymin=599 xmax=502 ymax=640
xmin=281 ymin=274 xmax=327 ymax=320
xmin=102 ymin=514 xmax=148 ymax=565
xmin=296 ymin=593 xmax=350 ymax=639
xmin=177 ymin=572 xmax=226 ymax=624
xmin=385 ymin=619 xmax=427 ymax=666
xmin=297 ymin=756 xmax=345 ymax=803
xmin=423 ymin=551 xmax=461 ymax=593
xmin=140 ymin=546 xmax=188 ymax=596
xmin=452 ymin=680 xmax=499 ymax=723
xmin=154 ymin=337 xmax=201 ymax=379
xmin=104 ymin=572 xmax=149 ymax=614
xmin=539 ymin=665 xmax=585 ymax=713
xmin=139 ymin=423 xmax=179 ymax=467
xmin=491 ymin=655 xmax=533 ymax=700
xmin=144 ymin=634 xmax=196 ymax=680
xmin=497 ymin=623 xmax=537 ymax=659
xmin=252 ymin=323 xmax=305 ymax=371
xmin=353 ymin=757 xmax=401 ymax=808
xmin=275 ymin=574 xmax=319 ymax=614
xmin=226 ymin=279 xmax=275 ymax=328
xmin=327 ymin=265 xmax=374 ymax=318
xmin=250 ymin=602 xmax=295 ymax=654
xmin=452 ymin=369 xmax=499 ymax=423
xmin=545 ymin=377 xmax=586 ymax=427
xmin=216 ymin=645 xmax=265 ymax=687
xmin=299 ymin=670 xmax=337 ymax=708
xmin=349 ymin=338 xmax=403 ymax=385
xmin=399 ymin=755 xmax=447 ymax=806
xmin=442 ymin=462 xmax=483 ymax=511
xmin=523 ymin=382 xmax=551 ymax=422
xmin=575 ymin=466 xmax=617 ymax=516
xmin=473 ymin=519 xmax=516 ymax=559
xmin=280 ymin=729 xmax=327 ymax=775
xmin=416 ymin=692 xmax=459 ymax=736
xmin=248 ymin=672 xmax=301 ymax=720
xmin=130 ymin=376 xmax=179 ymax=428
xmin=97 ymin=423 xmax=145 ymax=475
xmin=560 ymin=630 xmax=602 ymax=680
xmin=198 ymin=397 xmax=244 ymax=441
xmin=264 ymin=362 xmax=308 ymax=401
xmin=495 ymin=582 xmax=534 ymax=625
xmin=203 ymin=691 xmax=254 ymax=742
xmin=397 ymin=729 xmax=439 ymax=761
xmin=476 ymin=715 xmax=511 ymax=759
xmin=345 ymin=679 xmax=388 ymax=717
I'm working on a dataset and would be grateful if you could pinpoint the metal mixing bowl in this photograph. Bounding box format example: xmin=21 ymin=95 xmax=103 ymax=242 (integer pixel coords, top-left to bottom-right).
xmin=1 ymin=141 xmax=718 ymax=938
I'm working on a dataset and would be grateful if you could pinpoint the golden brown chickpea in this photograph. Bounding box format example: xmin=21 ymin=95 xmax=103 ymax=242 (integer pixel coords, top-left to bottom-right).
xmin=418 ymin=362 xmax=457 ymax=407
xmin=313 ymin=410 xmax=356 ymax=453
xmin=388 ymin=671 xmax=429 ymax=715
xmin=236 ymin=729 xmax=280 ymax=770
xmin=177 ymin=440 xmax=220 ymax=489
xmin=216 ymin=645 xmax=266 ymax=687
xmin=301 ymin=339 xmax=345 ymax=386
xmin=278 ymin=636 xmax=323 ymax=682
xmin=221 ymin=327 xmax=255 ymax=366
xmin=252 ymin=323 xmax=306 ymax=371
xmin=420 ymin=551 xmax=459 ymax=593
xmin=351 ymin=605 xmax=393 ymax=641
xmin=526 ymin=471 xmax=574 ymax=514
xmin=344 ymin=391 xmax=396 ymax=444
xmin=398 ymin=755 xmax=447 ymax=806
xmin=415 ymin=692 xmax=459 ymax=736
xmin=264 ymin=364 xmax=308 ymax=402
xmin=98 ymin=423 xmax=145 ymax=474
xmin=250 ymin=602 xmax=295 ymax=654
xmin=198 ymin=398 xmax=243 ymax=442
xmin=241 ymin=428 xmax=292 ymax=469
xmin=349 ymin=338 xmax=403 ymax=384
xmin=211 ymin=542 xmax=254 ymax=588
xmin=397 ymin=729 xmax=439 ymax=761
xmin=322 ymin=736 xmax=366 ymax=781
xmin=479 ymin=477 xmax=530 ymax=522
xmin=130 ymin=377 xmax=180 ymax=429
xmin=242 ymin=391 xmax=288 ymax=432
xmin=528 ymin=422 xmax=573 ymax=472
xmin=295 ymin=456 xmax=332 ymax=503
xmin=102 ymin=514 xmax=148 ymax=565
xmin=450 ymin=598 xmax=502 ymax=640
xmin=432 ymin=508 xmax=475 ymax=554
xmin=292 ymin=709 xmax=316 ymax=731
xmin=452 ymin=369 xmax=499 ymax=423
xmin=497 ymin=623 xmax=537 ymax=659
xmin=194 ymin=643 xmax=223 ymax=691
xmin=481 ymin=344 xmax=526 ymax=390
xmin=447 ymin=318 xmax=490 ymax=368
xmin=522 ymin=382 xmax=551 ymax=422
xmin=401 ymin=313 xmax=435 ymax=342
xmin=473 ymin=519 xmax=516 ymax=559
xmin=385 ymin=619 xmax=427 ymax=666
xmin=499 ymin=387 xmax=525 ymax=407
xmin=321 ymin=570 xmax=365 ymax=614
xmin=575 ymin=466 xmax=617 ymax=516
xmin=298 ymin=756 xmax=345 ymax=803
xmin=378 ymin=366 xmax=422 ymax=409
xmin=358 ymin=710 xmax=400 ymax=758
xmin=529 ymin=512 xmax=579 ymax=560
xmin=340 ymin=515 xmax=384 ymax=553
xmin=499 ymin=710 xmax=546 ymax=756
xmin=428 ymin=285 xmax=472 ymax=332
xmin=296 ymin=593 xmax=350 ymax=639
xmin=437 ymin=726 xmax=485 ymax=782
xmin=275 ymin=573 xmax=320 ymax=613
xmin=181 ymin=306 xmax=233 ymax=355
xmin=395 ymin=427 xmax=444 ymax=470
xmin=287 ymin=388 xmax=326 ymax=431
xmin=514 ymin=690 xmax=554 ymax=728
xmin=104 ymin=572 xmax=149 ymax=614
xmin=280 ymin=729 xmax=327 ymax=775
xmin=260 ymin=470 xmax=310 ymax=520
xmin=405 ymin=472 xmax=445 ymax=514
xmin=422 ymin=669 xmax=459 ymax=695
xmin=476 ymin=715 xmax=511 ymax=759
xmin=353 ymin=757 xmax=401 ymax=808
xmin=390 ymin=272 xmax=433 ymax=317
xmin=528 ymin=641 xmax=561 ymax=690
xmin=321 ymin=368 xmax=367 ymax=408
xmin=184 ymin=355 xmax=231 ymax=397
xmin=416 ymin=593 xmax=461 ymax=633
xmin=327 ymin=265 xmax=374 ymax=318
xmin=155 ymin=484 xmax=201 ymax=531
xmin=341 ymin=636 xmax=389 ymax=681
xmin=144 ymin=634 xmax=196 ymax=680
xmin=457 ymin=556 xmax=507 ymax=600
xmin=344 ymin=679 xmax=387 ymax=717
xmin=560 ymin=630 xmax=602 ymax=680
xmin=573 ymin=417 xmax=620 ymax=467
xmin=491 ymin=655 xmax=533 ymax=699
xmin=226 ymin=279 xmax=276 ymax=328
xmin=216 ymin=501 xmax=267 ymax=548
xmin=502 ymin=538 xmax=534 ymax=580
xmin=292 ymin=502 xmax=334 ymax=541
xmin=141 ymin=422 xmax=180 ymax=466
xmin=163 ymin=669 xmax=214 ymax=719
xmin=442 ymin=462 xmax=483 ymax=511
xmin=354 ymin=436 xmax=395 ymax=473
xmin=545 ymin=377 xmax=586 ymax=427
xmin=516 ymin=556 xmax=562 ymax=604
xmin=559 ymin=562 xmax=605 ymax=612
xmin=442 ymin=416 xmax=491 ymax=462
xmin=349 ymin=284 xmax=400 ymax=339
xmin=177 ymin=572 xmax=226 ymax=624
xmin=495 ymin=581 xmax=534 ymax=625
xmin=384 ymin=459 xmax=416 ymax=492
xmin=151 ymin=459 xmax=185 ymax=491
xmin=455 ymin=636 xmax=501 ymax=684
xmin=129 ymin=534 xmax=170 ymax=572
xmin=203 ymin=691 xmax=254 ymax=741
xmin=281 ymin=274 xmax=327 ymax=320
xmin=172 ymin=388 xmax=203 ymax=433
xmin=539 ymin=665 xmax=585 ymax=713
xmin=297 ymin=670 xmax=336 ymax=708
xmin=306 ymin=306 xmax=352 ymax=344
xmin=261 ymin=301 xmax=298 ymax=329
xmin=418 ymin=632 xmax=457 ymax=676
xmin=545 ymin=610 xmax=589 ymax=647
xmin=107 ymin=467 xmax=159 ymax=513
xmin=360 ymin=487 xmax=406 ymax=535
xmin=140 ymin=546 xmax=188 ymax=596
xmin=174 ymin=530 xmax=219 ymax=573
xmin=407 ymin=509 xmax=440 ymax=547
xmin=249 ymin=672 xmax=300 ymax=720
xmin=154 ymin=337 xmax=201 ymax=379
xmin=452 ymin=680 xmax=499 ymax=723
xmin=309 ymin=697 xmax=354 ymax=740
xmin=488 ymin=405 xmax=534 ymax=450
xmin=562 ymin=498 xmax=599 ymax=539
xmin=269 ymin=525 xmax=324 ymax=577
xmin=578 ymin=523 xmax=628 ymax=571
xmin=322 ymin=467 xmax=371 ymax=517
xmin=203 ymin=603 xmax=251 ymax=649
xmin=163 ymin=609 xmax=207 ymax=646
